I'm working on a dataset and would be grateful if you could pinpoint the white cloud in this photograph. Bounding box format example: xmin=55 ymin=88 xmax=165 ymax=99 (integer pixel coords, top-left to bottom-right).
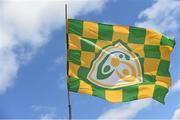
xmin=0 ymin=49 xmax=18 ymax=93
xmin=48 ymin=56 xmax=65 ymax=71
xmin=57 ymin=73 xmax=67 ymax=90
xmin=172 ymin=108 xmax=180 ymax=120
xmin=54 ymin=56 xmax=65 ymax=65
xmin=98 ymin=99 xmax=152 ymax=120
xmin=136 ymin=0 xmax=180 ymax=37
xmin=0 ymin=0 xmax=107 ymax=93
xmin=32 ymin=105 xmax=56 ymax=112
xmin=171 ymin=80 xmax=180 ymax=92
xmin=40 ymin=113 xmax=56 ymax=120
xmin=31 ymin=105 xmax=56 ymax=119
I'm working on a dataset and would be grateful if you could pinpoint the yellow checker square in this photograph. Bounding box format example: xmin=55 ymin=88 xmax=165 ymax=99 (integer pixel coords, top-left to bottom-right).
xmin=78 ymin=80 xmax=93 ymax=95
xmin=145 ymin=29 xmax=162 ymax=45
xmin=138 ymin=84 xmax=155 ymax=99
xmin=68 ymin=33 xmax=81 ymax=50
xmin=160 ymin=45 xmax=172 ymax=61
xmin=80 ymin=51 xmax=95 ymax=68
xmin=83 ymin=21 xmax=98 ymax=39
xmin=112 ymin=25 xmax=129 ymax=43
xmin=144 ymin=58 xmax=160 ymax=75
xmin=95 ymin=40 xmax=112 ymax=53
xmin=69 ymin=62 xmax=79 ymax=78
xmin=156 ymin=76 xmax=171 ymax=88
xmin=128 ymin=43 xmax=144 ymax=57
xmin=105 ymin=90 xmax=123 ymax=102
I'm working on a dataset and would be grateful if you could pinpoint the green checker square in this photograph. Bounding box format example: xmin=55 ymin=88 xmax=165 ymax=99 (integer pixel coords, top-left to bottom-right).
xmin=98 ymin=23 xmax=113 ymax=40
xmin=68 ymin=77 xmax=80 ymax=92
xmin=139 ymin=57 xmax=144 ymax=72
xmin=81 ymin=37 xmax=96 ymax=52
xmin=68 ymin=19 xmax=83 ymax=36
xmin=123 ymin=85 xmax=138 ymax=102
xmin=144 ymin=45 xmax=160 ymax=58
xmin=160 ymin=35 xmax=176 ymax=48
xmin=153 ymin=85 xmax=168 ymax=104
xmin=92 ymin=87 xmax=105 ymax=99
xmin=128 ymin=26 xmax=146 ymax=44
xmin=78 ymin=66 xmax=90 ymax=80
xmin=69 ymin=50 xmax=81 ymax=65
xmin=157 ymin=60 xmax=170 ymax=77
xmin=143 ymin=74 xmax=156 ymax=83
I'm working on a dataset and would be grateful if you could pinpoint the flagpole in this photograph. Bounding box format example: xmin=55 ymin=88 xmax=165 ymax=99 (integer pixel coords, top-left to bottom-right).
xmin=65 ymin=4 xmax=72 ymax=120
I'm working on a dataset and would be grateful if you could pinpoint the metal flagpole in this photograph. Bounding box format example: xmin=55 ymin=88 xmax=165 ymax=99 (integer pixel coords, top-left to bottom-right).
xmin=65 ymin=4 xmax=72 ymax=120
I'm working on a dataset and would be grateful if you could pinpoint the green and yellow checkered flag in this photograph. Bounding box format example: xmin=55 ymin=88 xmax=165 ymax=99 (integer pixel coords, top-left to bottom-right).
xmin=67 ymin=19 xmax=175 ymax=104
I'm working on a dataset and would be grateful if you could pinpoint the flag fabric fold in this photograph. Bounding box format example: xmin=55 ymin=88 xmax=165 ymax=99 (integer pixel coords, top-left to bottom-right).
xmin=67 ymin=19 xmax=175 ymax=104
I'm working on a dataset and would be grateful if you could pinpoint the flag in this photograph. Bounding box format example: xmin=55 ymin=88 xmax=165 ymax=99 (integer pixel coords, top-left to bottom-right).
xmin=67 ymin=19 xmax=175 ymax=104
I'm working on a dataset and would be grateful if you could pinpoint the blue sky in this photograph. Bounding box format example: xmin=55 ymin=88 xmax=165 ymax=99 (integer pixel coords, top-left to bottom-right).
xmin=0 ymin=0 xmax=180 ymax=119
